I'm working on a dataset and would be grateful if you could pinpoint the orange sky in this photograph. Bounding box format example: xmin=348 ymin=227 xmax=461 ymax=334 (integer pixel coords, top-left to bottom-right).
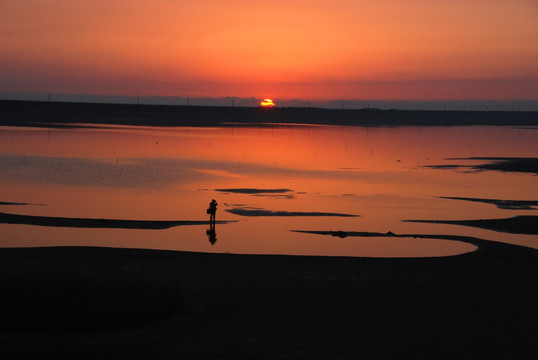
xmin=0 ymin=0 xmax=537 ymax=101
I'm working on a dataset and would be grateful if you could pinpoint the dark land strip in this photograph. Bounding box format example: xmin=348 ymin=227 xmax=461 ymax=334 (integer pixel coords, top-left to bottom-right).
xmin=216 ymin=188 xmax=296 ymax=199
xmin=226 ymin=207 xmax=358 ymax=217
xmin=425 ymin=157 xmax=538 ymax=175
xmin=0 ymin=212 xmax=234 ymax=229
xmin=290 ymin=230 xmax=535 ymax=258
xmin=0 ymin=201 xmax=44 ymax=206
xmin=215 ymin=188 xmax=293 ymax=194
xmin=404 ymin=215 xmax=538 ymax=235
xmin=2 ymin=99 xmax=538 ymax=127
xmin=0 ymin=242 xmax=536 ymax=360
xmin=439 ymin=196 xmax=538 ymax=210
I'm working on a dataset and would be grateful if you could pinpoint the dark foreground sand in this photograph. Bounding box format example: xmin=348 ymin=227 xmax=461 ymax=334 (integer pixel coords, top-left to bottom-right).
xmin=1 ymin=239 xmax=537 ymax=360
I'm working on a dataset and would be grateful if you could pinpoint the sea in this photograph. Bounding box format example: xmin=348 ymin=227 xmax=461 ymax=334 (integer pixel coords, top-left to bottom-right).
xmin=1 ymin=122 xmax=537 ymax=257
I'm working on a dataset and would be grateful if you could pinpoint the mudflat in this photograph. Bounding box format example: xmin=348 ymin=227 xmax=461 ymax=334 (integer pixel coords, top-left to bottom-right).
xmin=0 ymin=241 xmax=536 ymax=360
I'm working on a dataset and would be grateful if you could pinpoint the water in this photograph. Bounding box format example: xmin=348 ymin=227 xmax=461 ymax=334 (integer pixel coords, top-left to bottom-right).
xmin=1 ymin=123 xmax=537 ymax=257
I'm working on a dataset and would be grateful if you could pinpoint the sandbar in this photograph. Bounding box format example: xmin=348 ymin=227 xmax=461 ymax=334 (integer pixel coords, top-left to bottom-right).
xmin=0 ymin=212 xmax=233 ymax=229
xmin=404 ymin=215 xmax=538 ymax=235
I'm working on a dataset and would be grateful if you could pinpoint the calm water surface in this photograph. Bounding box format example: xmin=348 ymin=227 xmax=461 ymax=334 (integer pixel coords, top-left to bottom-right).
xmin=1 ymin=124 xmax=537 ymax=257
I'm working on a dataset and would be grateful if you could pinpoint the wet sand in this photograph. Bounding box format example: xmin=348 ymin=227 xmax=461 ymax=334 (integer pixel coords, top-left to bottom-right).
xmin=0 ymin=212 xmax=233 ymax=229
xmin=438 ymin=197 xmax=538 ymax=210
xmin=1 ymin=238 xmax=537 ymax=360
xmin=426 ymin=157 xmax=538 ymax=175
xmin=404 ymin=215 xmax=538 ymax=235
xmin=225 ymin=208 xmax=359 ymax=217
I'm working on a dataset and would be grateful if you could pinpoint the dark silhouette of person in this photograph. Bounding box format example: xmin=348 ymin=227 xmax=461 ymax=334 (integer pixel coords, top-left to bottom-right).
xmin=208 ymin=199 xmax=218 ymax=223
xmin=206 ymin=222 xmax=217 ymax=245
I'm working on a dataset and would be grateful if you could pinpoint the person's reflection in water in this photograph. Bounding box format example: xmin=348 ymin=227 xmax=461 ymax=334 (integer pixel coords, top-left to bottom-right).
xmin=206 ymin=222 xmax=217 ymax=245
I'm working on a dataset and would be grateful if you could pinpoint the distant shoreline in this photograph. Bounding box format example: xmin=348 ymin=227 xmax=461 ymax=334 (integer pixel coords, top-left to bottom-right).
xmin=1 ymin=99 xmax=537 ymax=127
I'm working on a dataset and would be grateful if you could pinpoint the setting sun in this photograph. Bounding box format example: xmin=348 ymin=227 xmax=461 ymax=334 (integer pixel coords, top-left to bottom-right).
xmin=260 ymin=99 xmax=275 ymax=107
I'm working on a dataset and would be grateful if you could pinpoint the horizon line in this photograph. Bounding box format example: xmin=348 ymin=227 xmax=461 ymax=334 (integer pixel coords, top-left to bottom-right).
xmin=1 ymin=92 xmax=537 ymax=112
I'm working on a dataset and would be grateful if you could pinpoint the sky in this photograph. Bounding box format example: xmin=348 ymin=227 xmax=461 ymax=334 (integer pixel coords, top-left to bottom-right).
xmin=1 ymin=0 xmax=537 ymax=104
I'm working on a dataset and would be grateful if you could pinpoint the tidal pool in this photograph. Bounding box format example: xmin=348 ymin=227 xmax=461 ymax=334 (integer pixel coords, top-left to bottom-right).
xmin=0 ymin=124 xmax=536 ymax=257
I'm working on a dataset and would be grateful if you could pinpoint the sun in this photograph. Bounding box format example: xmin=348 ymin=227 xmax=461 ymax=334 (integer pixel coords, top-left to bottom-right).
xmin=260 ymin=99 xmax=275 ymax=107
